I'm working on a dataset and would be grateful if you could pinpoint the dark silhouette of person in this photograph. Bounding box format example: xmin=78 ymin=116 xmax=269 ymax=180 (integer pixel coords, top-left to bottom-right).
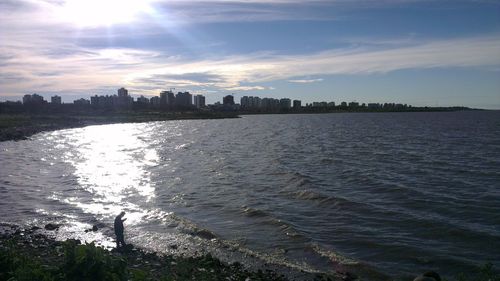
xmin=114 ymin=211 xmax=127 ymax=248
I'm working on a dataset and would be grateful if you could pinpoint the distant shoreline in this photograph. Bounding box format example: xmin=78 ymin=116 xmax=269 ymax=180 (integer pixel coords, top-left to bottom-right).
xmin=0 ymin=111 xmax=240 ymax=142
xmin=0 ymin=108 xmax=484 ymax=142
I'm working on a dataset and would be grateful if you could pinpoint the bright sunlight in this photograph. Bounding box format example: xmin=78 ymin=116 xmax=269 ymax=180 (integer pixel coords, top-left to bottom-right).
xmin=56 ymin=0 xmax=154 ymax=27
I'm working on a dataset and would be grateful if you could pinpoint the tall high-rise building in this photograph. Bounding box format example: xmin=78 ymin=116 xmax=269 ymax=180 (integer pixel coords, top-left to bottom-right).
xmin=293 ymin=100 xmax=301 ymax=109
xmin=280 ymin=98 xmax=291 ymax=109
xmin=240 ymin=96 xmax=249 ymax=108
xmin=194 ymin=95 xmax=205 ymax=108
xmin=160 ymin=90 xmax=175 ymax=108
xmin=117 ymin=87 xmax=128 ymax=97
xmin=223 ymin=95 xmax=234 ymax=105
xmin=116 ymin=87 xmax=133 ymax=108
xmin=175 ymin=92 xmax=192 ymax=107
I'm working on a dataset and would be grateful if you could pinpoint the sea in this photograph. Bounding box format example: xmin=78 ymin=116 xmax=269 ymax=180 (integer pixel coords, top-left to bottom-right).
xmin=1 ymin=111 xmax=499 ymax=280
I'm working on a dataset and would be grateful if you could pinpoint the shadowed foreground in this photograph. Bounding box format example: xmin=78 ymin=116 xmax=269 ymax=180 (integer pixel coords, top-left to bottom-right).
xmin=0 ymin=225 xmax=340 ymax=281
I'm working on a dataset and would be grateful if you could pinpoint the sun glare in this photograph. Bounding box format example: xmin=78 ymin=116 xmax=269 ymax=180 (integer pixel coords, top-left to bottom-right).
xmin=57 ymin=0 xmax=154 ymax=27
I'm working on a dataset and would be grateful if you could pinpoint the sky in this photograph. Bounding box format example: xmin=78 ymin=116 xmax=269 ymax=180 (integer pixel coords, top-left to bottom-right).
xmin=0 ymin=0 xmax=499 ymax=108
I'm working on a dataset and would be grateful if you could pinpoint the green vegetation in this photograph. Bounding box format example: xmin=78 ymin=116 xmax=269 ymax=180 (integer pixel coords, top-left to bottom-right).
xmin=0 ymin=237 xmax=292 ymax=281
xmin=454 ymin=263 xmax=500 ymax=281
xmin=0 ymin=227 xmax=498 ymax=281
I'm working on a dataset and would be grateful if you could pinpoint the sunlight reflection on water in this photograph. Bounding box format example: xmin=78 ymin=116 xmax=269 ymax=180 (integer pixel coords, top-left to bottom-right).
xmin=58 ymin=124 xmax=159 ymax=225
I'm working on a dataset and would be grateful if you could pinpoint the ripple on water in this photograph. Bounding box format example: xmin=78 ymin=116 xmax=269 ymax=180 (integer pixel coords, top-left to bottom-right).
xmin=1 ymin=111 xmax=500 ymax=279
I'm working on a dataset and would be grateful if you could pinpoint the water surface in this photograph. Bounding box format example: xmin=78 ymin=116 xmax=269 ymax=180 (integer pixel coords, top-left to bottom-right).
xmin=1 ymin=111 xmax=499 ymax=279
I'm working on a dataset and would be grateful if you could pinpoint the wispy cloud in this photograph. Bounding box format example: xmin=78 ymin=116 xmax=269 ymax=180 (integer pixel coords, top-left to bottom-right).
xmin=1 ymin=0 xmax=499 ymax=101
xmin=288 ymin=78 xmax=324 ymax=83
xmin=1 ymin=33 xmax=499 ymax=97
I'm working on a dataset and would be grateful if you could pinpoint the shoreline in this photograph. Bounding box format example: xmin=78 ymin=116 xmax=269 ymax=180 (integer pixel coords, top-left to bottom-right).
xmin=0 ymin=223 xmax=342 ymax=281
xmin=0 ymin=112 xmax=240 ymax=142
xmin=0 ymin=109 xmax=485 ymax=143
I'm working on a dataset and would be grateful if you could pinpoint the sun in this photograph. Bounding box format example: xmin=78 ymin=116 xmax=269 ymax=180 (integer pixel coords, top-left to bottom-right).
xmin=56 ymin=0 xmax=154 ymax=27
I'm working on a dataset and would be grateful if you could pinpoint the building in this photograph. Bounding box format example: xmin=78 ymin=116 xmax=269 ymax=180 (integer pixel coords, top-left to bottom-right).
xmin=150 ymin=96 xmax=160 ymax=107
xmin=293 ymin=100 xmax=301 ymax=109
xmin=23 ymin=94 xmax=45 ymax=104
xmin=312 ymin=101 xmax=327 ymax=108
xmin=175 ymin=91 xmax=192 ymax=107
xmin=136 ymin=95 xmax=149 ymax=105
xmin=91 ymin=95 xmax=114 ymax=108
xmin=241 ymin=96 xmax=261 ymax=109
xmin=348 ymin=102 xmax=359 ymax=108
xmin=73 ymin=98 xmax=90 ymax=105
xmin=160 ymin=90 xmax=175 ymax=108
xmin=249 ymin=96 xmax=261 ymax=108
xmin=368 ymin=103 xmax=381 ymax=109
xmin=51 ymin=95 xmax=62 ymax=104
xmin=261 ymin=97 xmax=280 ymax=109
xmin=279 ymin=98 xmax=291 ymax=109
xmin=223 ymin=95 xmax=235 ymax=105
xmin=117 ymin=87 xmax=128 ymax=97
xmin=194 ymin=95 xmax=205 ymax=108
xmin=240 ymin=96 xmax=249 ymax=108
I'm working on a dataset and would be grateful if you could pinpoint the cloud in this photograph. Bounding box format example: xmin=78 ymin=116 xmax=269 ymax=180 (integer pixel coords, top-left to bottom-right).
xmin=288 ymin=78 xmax=324 ymax=83
xmin=1 ymin=0 xmax=500 ymax=98
xmin=226 ymin=86 xmax=266 ymax=91
xmin=1 ymin=34 xmax=500 ymax=97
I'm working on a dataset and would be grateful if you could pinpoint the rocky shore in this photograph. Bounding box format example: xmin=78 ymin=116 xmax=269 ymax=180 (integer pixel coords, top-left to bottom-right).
xmin=0 ymin=223 xmax=342 ymax=281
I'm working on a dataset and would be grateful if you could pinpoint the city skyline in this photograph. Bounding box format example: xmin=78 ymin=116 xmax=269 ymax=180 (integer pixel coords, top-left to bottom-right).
xmin=1 ymin=1 xmax=499 ymax=109
xmin=12 ymin=89 xmax=452 ymax=112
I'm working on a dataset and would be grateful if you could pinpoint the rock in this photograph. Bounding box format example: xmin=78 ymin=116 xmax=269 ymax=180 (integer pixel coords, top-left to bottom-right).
xmin=414 ymin=271 xmax=441 ymax=281
xmin=92 ymin=225 xmax=98 ymax=231
xmin=44 ymin=223 xmax=59 ymax=231
xmin=193 ymin=229 xmax=217 ymax=240
xmin=30 ymin=226 xmax=41 ymax=232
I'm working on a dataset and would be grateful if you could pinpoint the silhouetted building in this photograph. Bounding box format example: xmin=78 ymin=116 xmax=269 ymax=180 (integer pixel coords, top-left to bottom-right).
xmin=150 ymin=96 xmax=160 ymax=107
xmin=293 ymin=100 xmax=301 ymax=109
xmin=241 ymin=96 xmax=262 ymax=109
xmin=261 ymin=97 xmax=280 ymax=109
xmin=313 ymin=102 xmax=327 ymax=108
xmin=280 ymin=98 xmax=291 ymax=109
xmin=23 ymin=94 xmax=45 ymax=105
xmin=74 ymin=98 xmax=90 ymax=105
xmin=116 ymin=88 xmax=133 ymax=109
xmin=91 ymin=95 xmax=114 ymax=108
xmin=194 ymin=95 xmax=205 ymax=108
xmin=117 ymin=87 xmax=128 ymax=97
xmin=175 ymin=91 xmax=192 ymax=107
xmin=223 ymin=95 xmax=234 ymax=106
xmin=348 ymin=102 xmax=359 ymax=108
xmin=136 ymin=95 xmax=149 ymax=105
xmin=160 ymin=90 xmax=175 ymax=108
xmin=241 ymin=96 xmax=249 ymax=108
xmin=249 ymin=96 xmax=261 ymax=108
xmin=51 ymin=95 xmax=62 ymax=104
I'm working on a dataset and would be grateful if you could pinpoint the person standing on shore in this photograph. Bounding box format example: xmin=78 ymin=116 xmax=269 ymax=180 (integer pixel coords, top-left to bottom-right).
xmin=114 ymin=211 xmax=127 ymax=248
